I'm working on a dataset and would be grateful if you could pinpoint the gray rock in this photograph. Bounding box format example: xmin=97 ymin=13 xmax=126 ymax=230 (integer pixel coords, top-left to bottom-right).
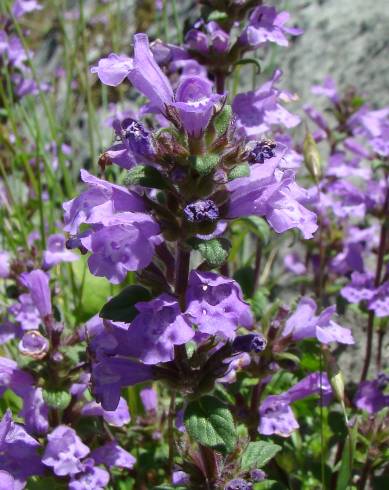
xmin=276 ymin=0 xmax=389 ymax=106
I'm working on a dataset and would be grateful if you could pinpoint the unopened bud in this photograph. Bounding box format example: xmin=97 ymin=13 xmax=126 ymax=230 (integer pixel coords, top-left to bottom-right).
xmin=303 ymin=130 xmax=322 ymax=182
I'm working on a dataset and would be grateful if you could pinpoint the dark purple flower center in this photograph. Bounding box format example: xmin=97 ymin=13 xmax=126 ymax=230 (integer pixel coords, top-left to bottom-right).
xmin=232 ymin=333 xmax=267 ymax=353
xmin=248 ymin=139 xmax=277 ymax=164
xmin=184 ymin=199 xmax=219 ymax=223
xmin=224 ymin=479 xmax=253 ymax=490
xmin=121 ymin=118 xmax=154 ymax=157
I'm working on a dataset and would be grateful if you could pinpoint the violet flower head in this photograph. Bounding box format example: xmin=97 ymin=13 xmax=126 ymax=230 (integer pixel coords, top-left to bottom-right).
xmin=43 ymin=233 xmax=79 ymax=269
xmin=184 ymin=199 xmax=219 ymax=223
xmin=82 ymin=213 xmax=161 ymax=284
xmin=81 ymin=397 xmax=130 ymax=427
xmin=354 ymin=375 xmax=389 ymax=414
xmin=0 ymin=410 xmax=44 ymax=486
xmin=232 ymin=333 xmax=267 ymax=354
xmin=282 ymin=297 xmax=354 ymax=345
xmin=42 ymin=426 xmax=90 ymax=476
xmin=92 ymin=358 xmax=154 ymax=411
xmin=173 ymin=76 xmax=223 ymax=137
xmin=63 ymin=169 xmax=145 ymax=235
xmin=20 ymin=269 xmax=52 ymax=319
xmin=140 ymin=387 xmax=158 ymax=413
xmin=248 ymin=139 xmax=277 ymax=164
xmin=91 ymin=441 xmax=136 ymax=469
xmin=232 ymin=70 xmax=301 ymax=138
xmin=69 ymin=459 xmax=110 ymax=490
xmin=259 ymin=372 xmax=331 ymax=437
xmin=91 ymin=53 xmax=134 ymax=86
xmin=9 ymin=293 xmax=41 ymax=330
xmin=224 ymin=479 xmax=253 ymax=490
xmin=18 ymin=330 xmax=49 ymax=359
xmin=227 ymin=159 xmax=318 ymax=239
xmin=185 ymin=271 xmax=254 ymax=339
xmin=126 ymin=294 xmax=194 ymax=364
xmin=172 ymin=470 xmax=190 ymax=486
xmin=121 ymin=117 xmax=155 ymax=159
xmin=239 ymin=5 xmax=303 ymax=49
xmin=259 ymin=394 xmax=299 ymax=437
xmin=12 ymin=0 xmax=42 ymax=18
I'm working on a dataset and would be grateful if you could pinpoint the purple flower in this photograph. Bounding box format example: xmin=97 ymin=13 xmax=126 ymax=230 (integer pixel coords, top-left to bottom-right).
xmin=185 ymin=21 xmax=229 ymax=55
xmin=354 ymin=375 xmax=389 ymax=414
xmin=0 ymin=251 xmax=10 ymax=278
xmin=126 ymin=294 xmax=194 ymax=364
xmin=251 ymin=469 xmax=266 ymax=482
xmin=239 ymin=6 xmax=302 ymax=48
xmin=69 ymin=459 xmax=110 ymax=490
xmin=18 ymin=330 xmax=49 ymax=359
xmin=128 ymin=33 xmax=174 ymax=111
xmin=341 ymin=272 xmax=375 ymax=304
xmin=368 ymin=282 xmax=389 ymax=318
xmin=172 ymin=470 xmax=190 ymax=486
xmin=12 ymin=0 xmax=42 ymax=18
xmin=173 ymin=76 xmax=223 ymax=136
xmin=91 ymin=441 xmax=136 ymax=469
xmin=9 ymin=293 xmax=41 ymax=330
xmin=91 ymin=53 xmax=134 ymax=86
xmin=185 ymin=271 xmax=253 ymax=339
xmin=0 ymin=410 xmax=44 ymax=486
xmin=248 ymin=139 xmax=277 ymax=164
xmin=286 ymin=372 xmax=332 ymax=404
xmin=284 ymin=253 xmax=306 ymax=275
xmin=63 ymin=169 xmax=145 ymax=235
xmin=0 ymin=471 xmax=15 ymax=490
xmin=227 ymin=160 xmax=318 ymax=239
xmin=233 ymin=70 xmax=301 ymax=138
xmin=140 ymin=387 xmax=158 ymax=413
xmin=81 ymin=213 xmax=160 ymax=284
xmin=217 ymin=352 xmax=251 ymax=384
xmin=92 ymin=358 xmax=154 ymax=411
xmin=311 ymin=77 xmax=340 ymax=104
xmin=232 ymin=334 xmax=267 ymax=353
xmin=81 ymin=397 xmax=130 ymax=427
xmin=224 ymin=478 xmax=253 ymax=490
xmin=93 ymin=34 xmax=222 ymax=133
xmin=0 ymin=356 xmax=34 ymax=398
xmin=259 ymin=372 xmax=332 ymax=437
xmin=43 ymin=234 xmax=79 ymax=269
xmin=184 ymin=199 xmax=219 ymax=222
xmin=42 ymin=426 xmax=90 ymax=476
xmin=20 ymin=269 xmax=52 ymax=318
xmin=19 ymin=387 xmax=49 ymax=435
xmin=282 ymin=297 xmax=354 ymax=345
xmin=259 ymin=394 xmax=299 ymax=437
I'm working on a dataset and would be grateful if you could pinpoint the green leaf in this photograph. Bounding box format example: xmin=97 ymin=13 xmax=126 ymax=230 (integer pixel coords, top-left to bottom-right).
xmin=234 ymin=58 xmax=262 ymax=73
xmin=336 ymin=421 xmax=359 ymax=490
xmin=195 ymin=238 xmax=231 ymax=267
xmin=72 ymin=256 xmax=115 ymax=321
xmin=241 ymin=441 xmax=282 ymax=470
xmin=184 ymin=395 xmax=237 ymax=454
xmin=100 ymin=285 xmax=151 ymax=322
xmin=228 ymin=163 xmax=250 ymax=180
xmin=194 ymin=154 xmax=219 ymax=176
xmin=213 ymin=104 xmax=232 ymax=135
xmin=254 ymin=481 xmax=287 ymax=490
xmin=42 ymin=389 xmax=71 ymax=410
xmin=234 ymin=266 xmax=255 ymax=297
xmin=126 ymin=165 xmax=168 ymax=189
xmin=238 ymin=217 xmax=271 ymax=245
